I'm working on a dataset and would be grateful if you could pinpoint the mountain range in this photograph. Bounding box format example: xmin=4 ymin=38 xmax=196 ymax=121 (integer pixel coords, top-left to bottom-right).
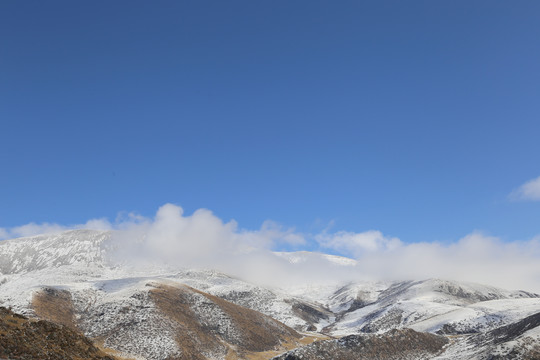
xmin=1 ymin=230 xmax=540 ymax=359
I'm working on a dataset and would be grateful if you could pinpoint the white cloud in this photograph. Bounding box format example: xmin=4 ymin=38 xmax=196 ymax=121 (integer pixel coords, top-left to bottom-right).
xmin=106 ymin=204 xmax=304 ymax=271
xmin=8 ymin=222 xmax=69 ymax=238
xmin=82 ymin=218 xmax=113 ymax=231
xmin=349 ymin=232 xmax=540 ymax=292
xmin=2 ymin=204 xmax=540 ymax=292
xmin=510 ymin=175 xmax=540 ymax=201
xmin=104 ymin=206 xmax=540 ymax=292
xmin=316 ymin=230 xmax=401 ymax=257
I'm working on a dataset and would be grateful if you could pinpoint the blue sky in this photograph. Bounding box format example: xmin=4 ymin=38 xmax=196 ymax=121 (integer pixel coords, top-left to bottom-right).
xmin=1 ymin=1 xmax=539 ymax=248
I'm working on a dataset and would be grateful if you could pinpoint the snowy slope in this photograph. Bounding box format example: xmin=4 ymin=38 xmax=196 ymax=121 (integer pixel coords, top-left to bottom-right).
xmin=0 ymin=230 xmax=327 ymax=332
xmin=325 ymin=279 xmax=540 ymax=336
xmin=0 ymin=230 xmax=109 ymax=274
xmin=2 ymin=230 xmax=540 ymax=359
xmin=433 ymin=311 xmax=540 ymax=359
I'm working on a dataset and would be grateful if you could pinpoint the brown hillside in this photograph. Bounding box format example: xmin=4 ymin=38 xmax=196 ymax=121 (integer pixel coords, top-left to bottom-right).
xmin=149 ymin=283 xmax=303 ymax=359
xmin=32 ymin=287 xmax=77 ymax=329
xmin=0 ymin=306 xmax=115 ymax=360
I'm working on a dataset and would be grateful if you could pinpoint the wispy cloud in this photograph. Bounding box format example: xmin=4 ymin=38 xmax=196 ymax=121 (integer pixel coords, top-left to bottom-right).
xmin=316 ymin=230 xmax=401 ymax=257
xmin=0 ymin=219 xmax=112 ymax=240
xmin=510 ymin=175 xmax=540 ymax=201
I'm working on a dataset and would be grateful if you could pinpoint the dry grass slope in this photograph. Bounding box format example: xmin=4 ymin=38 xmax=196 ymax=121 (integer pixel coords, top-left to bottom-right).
xmin=32 ymin=287 xmax=77 ymax=329
xmin=0 ymin=307 xmax=115 ymax=360
xmin=150 ymin=283 xmax=304 ymax=360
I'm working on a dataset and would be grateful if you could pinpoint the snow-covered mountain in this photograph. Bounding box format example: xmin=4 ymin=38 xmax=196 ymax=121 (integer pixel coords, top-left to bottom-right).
xmin=1 ymin=230 xmax=540 ymax=359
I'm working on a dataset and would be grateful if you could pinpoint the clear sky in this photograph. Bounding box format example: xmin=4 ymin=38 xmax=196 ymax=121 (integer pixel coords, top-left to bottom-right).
xmin=1 ymin=1 xmax=539 ymax=247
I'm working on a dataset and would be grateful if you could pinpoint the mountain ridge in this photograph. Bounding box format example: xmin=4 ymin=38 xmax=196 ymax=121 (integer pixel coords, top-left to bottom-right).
xmin=1 ymin=230 xmax=540 ymax=359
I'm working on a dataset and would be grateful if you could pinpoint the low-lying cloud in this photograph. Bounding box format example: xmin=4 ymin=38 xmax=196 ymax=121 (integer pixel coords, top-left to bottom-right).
xmin=351 ymin=233 xmax=540 ymax=292
xmin=316 ymin=230 xmax=401 ymax=257
xmin=107 ymin=204 xmax=305 ymax=269
xmin=1 ymin=203 xmax=540 ymax=292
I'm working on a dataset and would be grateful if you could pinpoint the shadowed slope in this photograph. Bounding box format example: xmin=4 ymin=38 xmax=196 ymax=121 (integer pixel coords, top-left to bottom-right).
xmin=271 ymin=328 xmax=448 ymax=360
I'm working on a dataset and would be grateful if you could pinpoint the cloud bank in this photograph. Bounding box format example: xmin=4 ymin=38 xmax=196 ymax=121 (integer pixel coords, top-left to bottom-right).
xmin=510 ymin=175 xmax=540 ymax=201
xmin=1 ymin=203 xmax=540 ymax=292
